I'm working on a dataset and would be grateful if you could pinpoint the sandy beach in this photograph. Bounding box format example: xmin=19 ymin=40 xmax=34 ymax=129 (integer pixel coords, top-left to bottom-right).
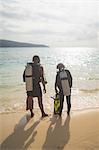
xmin=0 ymin=109 xmax=99 ymax=150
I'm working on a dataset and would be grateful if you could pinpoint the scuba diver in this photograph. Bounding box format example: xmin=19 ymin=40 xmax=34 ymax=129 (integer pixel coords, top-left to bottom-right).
xmin=55 ymin=63 xmax=72 ymax=116
xmin=23 ymin=55 xmax=48 ymax=118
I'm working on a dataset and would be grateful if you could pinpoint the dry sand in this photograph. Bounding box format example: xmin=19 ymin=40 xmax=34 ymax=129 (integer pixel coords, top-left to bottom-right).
xmin=0 ymin=110 xmax=99 ymax=150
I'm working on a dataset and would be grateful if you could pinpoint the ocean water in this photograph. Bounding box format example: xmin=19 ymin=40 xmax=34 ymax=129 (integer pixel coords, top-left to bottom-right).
xmin=0 ymin=47 xmax=99 ymax=113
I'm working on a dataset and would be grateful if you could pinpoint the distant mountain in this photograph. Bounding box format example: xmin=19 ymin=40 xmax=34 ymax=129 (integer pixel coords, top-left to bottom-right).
xmin=0 ymin=39 xmax=48 ymax=47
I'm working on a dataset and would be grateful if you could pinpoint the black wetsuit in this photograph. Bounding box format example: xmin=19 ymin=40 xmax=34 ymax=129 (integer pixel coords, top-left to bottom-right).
xmin=23 ymin=63 xmax=42 ymax=97
xmin=55 ymin=69 xmax=72 ymax=115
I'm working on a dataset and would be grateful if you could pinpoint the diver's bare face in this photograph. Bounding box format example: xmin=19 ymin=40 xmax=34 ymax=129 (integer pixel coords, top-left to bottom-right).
xmin=34 ymin=58 xmax=40 ymax=64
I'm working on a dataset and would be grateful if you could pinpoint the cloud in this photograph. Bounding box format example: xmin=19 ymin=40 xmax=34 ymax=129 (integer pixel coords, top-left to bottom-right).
xmin=0 ymin=0 xmax=98 ymax=46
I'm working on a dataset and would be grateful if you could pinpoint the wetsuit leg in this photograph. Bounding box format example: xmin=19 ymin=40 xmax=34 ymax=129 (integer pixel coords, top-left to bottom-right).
xmin=66 ymin=95 xmax=71 ymax=115
xmin=59 ymin=94 xmax=64 ymax=116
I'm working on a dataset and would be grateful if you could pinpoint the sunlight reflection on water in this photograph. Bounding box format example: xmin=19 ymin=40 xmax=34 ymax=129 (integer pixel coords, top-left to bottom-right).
xmin=0 ymin=47 xmax=99 ymax=112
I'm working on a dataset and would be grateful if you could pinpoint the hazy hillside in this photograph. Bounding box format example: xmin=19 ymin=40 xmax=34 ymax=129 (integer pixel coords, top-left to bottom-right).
xmin=0 ymin=40 xmax=48 ymax=47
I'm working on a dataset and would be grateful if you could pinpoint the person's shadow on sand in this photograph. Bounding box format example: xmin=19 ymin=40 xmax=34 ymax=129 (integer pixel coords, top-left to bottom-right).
xmin=1 ymin=115 xmax=40 ymax=150
xmin=42 ymin=115 xmax=70 ymax=150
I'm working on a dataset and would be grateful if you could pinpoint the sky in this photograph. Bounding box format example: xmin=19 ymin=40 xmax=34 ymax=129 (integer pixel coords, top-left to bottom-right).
xmin=0 ymin=0 xmax=99 ymax=47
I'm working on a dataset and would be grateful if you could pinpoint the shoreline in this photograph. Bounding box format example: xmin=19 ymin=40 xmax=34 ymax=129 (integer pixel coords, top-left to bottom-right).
xmin=0 ymin=107 xmax=99 ymax=115
xmin=0 ymin=85 xmax=99 ymax=114
xmin=0 ymin=108 xmax=99 ymax=150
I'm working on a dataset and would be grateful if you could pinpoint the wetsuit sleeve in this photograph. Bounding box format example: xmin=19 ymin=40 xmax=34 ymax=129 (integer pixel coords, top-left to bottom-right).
xmin=55 ymin=74 xmax=58 ymax=93
xmin=40 ymin=65 xmax=46 ymax=91
xmin=23 ymin=70 xmax=25 ymax=82
xmin=40 ymin=65 xmax=44 ymax=78
xmin=66 ymin=70 xmax=72 ymax=88
xmin=39 ymin=65 xmax=45 ymax=82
